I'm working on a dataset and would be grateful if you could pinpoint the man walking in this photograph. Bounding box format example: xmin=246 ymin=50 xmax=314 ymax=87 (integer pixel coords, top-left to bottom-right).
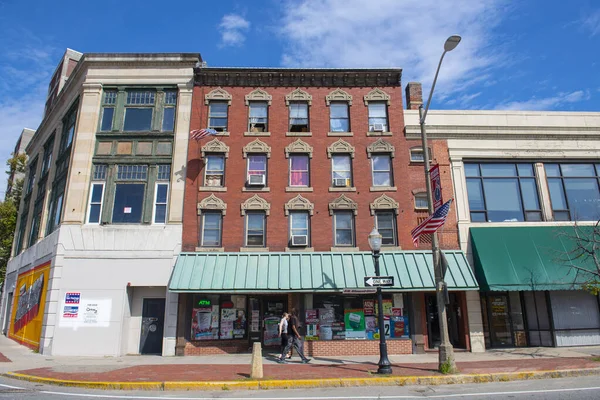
xmin=278 ymin=308 xmax=310 ymax=364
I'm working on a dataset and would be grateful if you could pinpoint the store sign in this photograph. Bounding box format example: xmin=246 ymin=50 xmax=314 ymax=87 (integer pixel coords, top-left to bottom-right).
xmin=197 ymin=299 xmax=211 ymax=307
xmin=343 ymin=288 xmax=376 ymax=294
xmin=9 ymin=262 xmax=50 ymax=350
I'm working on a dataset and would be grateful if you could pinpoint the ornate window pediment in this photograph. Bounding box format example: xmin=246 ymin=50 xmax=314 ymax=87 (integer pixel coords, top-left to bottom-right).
xmin=197 ymin=194 xmax=227 ymax=215
xmin=205 ymin=87 xmax=232 ymax=105
xmin=245 ymin=88 xmax=272 ymax=105
xmin=370 ymin=194 xmax=399 ymax=215
xmin=243 ymin=139 xmax=271 ymax=158
xmin=326 ymin=88 xmax=353 ymax=106
xmin=329 ymin=194 xmax=358 ymax=215
xmin=241 ymin=194 xmax=271 ymax=216
xmin=201 ymin=138 xmax=230 ymax=158
xmin=367 ymin=138 xmax=395 ymax=158
xmin=285 ymin=88 xmax=312 ymax=106
xmin=285 ymin=139 xmax=313 ymax=158
xmin=285 ymin=195 xmax=314 ymax=215
xmin=327 ymin=139 xmax=355 ymax=158
xmin=364 ymin=88 xmax=391 ymax=105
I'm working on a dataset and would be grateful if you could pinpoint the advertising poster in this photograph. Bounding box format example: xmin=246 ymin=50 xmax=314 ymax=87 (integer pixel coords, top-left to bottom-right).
xmin=331 ymin=322 xmax=345 ymax=340
xmin=191 ymin=307 xmax=213 ymax=340
xmin=382 ymin=299 xmax=393 ymax=316
xmin=319 ymin=308 xmax=335 ymax=325
xmin=363 ymin=299 xmax=375 ymax=316
xmin=392 ymin=307 xmax=403 ymax=317
xmin=263 ymin=317 xmax=280 ymax=346
xmin=305 ymin=309 xmax=319 ymax=323
xmin=392 ymin=316 xmax=410 ymax=338
xmin=305 ymin=324 xmax=319 ymax=340
xmin=344 ymin=309 xmax=365 ymax=339
xmin=9 ymin=262 xmax=50 ymax=350
xmin=233 ymin=310 xmax=246 ymax=338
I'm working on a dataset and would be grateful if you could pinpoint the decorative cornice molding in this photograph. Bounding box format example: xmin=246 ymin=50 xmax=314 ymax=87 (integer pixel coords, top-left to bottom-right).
xmin=284 ymin=195 xmax=314 ymax=216
xmin=197 ymin=194 xmax=227 ymax=215
xmin=243 ymin=139 xmax=271 ymax=158
xmin=329 ymin=194 xmax=358 ymax=215
xmin=370 ymin=194 xmax=399 ymax=215
xmin=245 ymin=88 xmax=272 ymax=106
xmin=404 ymin=125 xmax=600 ymax=141
xmin=285 ymin=88 xmax=312 ymax=106
xmin=326 ymin=88 xmax=353 ymax=106
xmin=241 ymin=194 xmax=271 ymax=216
xmin=195 ymin=68 xmax=402 ymax=88
xmin=327 ymin=139 xmax=355 ymax=158
xmin=285 ymin=139 xmax=313 ymax=158
xmin=367 ymin=138 xmax=395 ymax=158
xmin=205 ymin=87 xmax=232 ymax=105
xmin=201 ymin=138 xmax=230 ymax=158
xmin=364 ymin=88 xmax=391 ymax=105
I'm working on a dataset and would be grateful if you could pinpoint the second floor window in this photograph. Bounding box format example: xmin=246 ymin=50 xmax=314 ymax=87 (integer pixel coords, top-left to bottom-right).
xmin=87 ymin=165 xmax=107 ymax=224
xmin=546 ymin=163 xmax=600 ymax=221
xmin=289 ymin=155 xmax=309 ymax=187
xmin=205 ymin=155 xmax=225 ymax=187
xmin=247 ymin=155 xmax=267 ymax=186
xmin=371 ymin=154 xmax=393 ymax=187
xmin=246 ymin=212 xmax=266 ymax=247
xmin=248 ymin=102 xmax=268 ymax=132
xmin=331 ymin=154 xmax=352 ymax=187
xmin=289 ymin=212 xmax=309 ymax=247
xmin=368 ymin=102 xmax=388 ymax=132
xmin=124 ymin=91 xmax=155 ymax=131
xmin=208 ymin=101 xmax=228 ymax=132
xmin=112 ymin=165 xmax=148 ymax=223
xmin=330 ymin=102 xmax=349 ymax=132
xmin=375 ymin=211 xmax=397 ymax=246
xmin=465 ymin=163 xmax=542 ymax=223
xmin=153 ymin=165 xmax=171 ymax=224
xmin=415 ymin=193 xmax=429 ymax=210
xmin=333 ymin=211 xmax=354 ymax=246
xmin=289 ymin=103 xmax=309 ymax=132
xmin=200 ymin=212 xmax=222 ymax=247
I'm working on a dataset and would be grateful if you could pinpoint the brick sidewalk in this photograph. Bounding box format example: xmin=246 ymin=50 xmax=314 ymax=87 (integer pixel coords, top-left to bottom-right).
xmin=13 ymin=357 xmax=600 ymax=382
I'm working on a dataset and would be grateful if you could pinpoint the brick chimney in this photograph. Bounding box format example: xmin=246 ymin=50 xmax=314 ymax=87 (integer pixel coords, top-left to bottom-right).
xmin=405 ymin=82 xmax=423 ymax=110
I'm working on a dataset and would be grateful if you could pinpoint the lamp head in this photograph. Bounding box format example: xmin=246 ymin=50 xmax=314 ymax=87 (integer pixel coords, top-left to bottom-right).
xmin=444 ymin=35 xmax=462 ymax=52
xmin=368 ymin=227 xmax=382 ymax=252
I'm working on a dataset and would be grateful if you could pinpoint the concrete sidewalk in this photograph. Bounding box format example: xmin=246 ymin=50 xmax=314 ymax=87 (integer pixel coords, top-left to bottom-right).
xmin=1 ymin=335 xmax=600 ymax=390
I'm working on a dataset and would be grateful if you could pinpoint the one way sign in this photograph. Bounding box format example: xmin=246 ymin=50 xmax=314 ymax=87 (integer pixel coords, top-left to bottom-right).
xmin=364 ymin=276 xmax=394 ymax=287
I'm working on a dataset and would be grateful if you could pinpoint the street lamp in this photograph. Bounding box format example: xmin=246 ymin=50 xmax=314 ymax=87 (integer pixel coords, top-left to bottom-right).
xmin=368 ymin=227 xmax=392 ymax=374
xmin=419 ymin=34 xmax=461 ymax=373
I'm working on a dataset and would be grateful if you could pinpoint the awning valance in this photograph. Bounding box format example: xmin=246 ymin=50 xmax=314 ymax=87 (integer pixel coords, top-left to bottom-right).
xmin=168 ymin=251 xmax=478 ymax=293
xmin=470 ymin=226 xmax=596 ymax=292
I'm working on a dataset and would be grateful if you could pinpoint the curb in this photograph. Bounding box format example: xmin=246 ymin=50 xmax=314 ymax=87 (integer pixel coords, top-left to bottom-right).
xmin=4 ymin=367 xmax=600 ymax=391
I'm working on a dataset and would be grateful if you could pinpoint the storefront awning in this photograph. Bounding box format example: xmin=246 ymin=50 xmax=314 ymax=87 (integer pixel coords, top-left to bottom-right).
xmin=470 ymin=226 xmax=596 ymax=292
xmin=168 ymin=251 xmax=478 ymax=293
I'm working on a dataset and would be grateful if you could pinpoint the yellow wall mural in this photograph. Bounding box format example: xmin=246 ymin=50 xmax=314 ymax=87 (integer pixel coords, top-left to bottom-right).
xmin=9 ymin=262 xmax=50 ymax=350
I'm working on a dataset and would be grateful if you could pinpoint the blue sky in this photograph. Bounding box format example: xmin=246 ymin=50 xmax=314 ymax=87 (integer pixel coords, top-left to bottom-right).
xmin=0 ymin=0 xmax=599 ymax=196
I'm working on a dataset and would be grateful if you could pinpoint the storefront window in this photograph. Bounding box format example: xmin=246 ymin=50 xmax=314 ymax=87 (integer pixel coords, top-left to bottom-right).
xmin=306 ymin=293 xmax=410 ymax=341
xmin=190 ymin=295 xmax=247 ymax=340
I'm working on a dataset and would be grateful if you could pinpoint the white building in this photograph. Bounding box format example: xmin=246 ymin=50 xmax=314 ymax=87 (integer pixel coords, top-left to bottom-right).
xmin=1 ymin=50 xmax=199 ymax=356
xmin=405 ymin=107 xmax=600 ymax=350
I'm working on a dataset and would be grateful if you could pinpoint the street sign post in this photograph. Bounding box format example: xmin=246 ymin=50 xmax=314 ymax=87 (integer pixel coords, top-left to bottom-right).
xmin=364 ymin=276 xmax=394 ymax=287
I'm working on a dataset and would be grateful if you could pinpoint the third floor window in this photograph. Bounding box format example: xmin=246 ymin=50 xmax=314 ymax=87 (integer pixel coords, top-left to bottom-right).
xmin=248 ymin=101 xmax=268 ymax=133
xmin=208 ymin=101 xmax=228 ymax=132
xmin=330 ymin=102 xmax=350 ymax=132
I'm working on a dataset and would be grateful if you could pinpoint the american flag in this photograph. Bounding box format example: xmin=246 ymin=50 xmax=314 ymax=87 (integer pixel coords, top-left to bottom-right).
xmin=190 ymin=128 xmax=218 ymax=140
xmin=411 ymin=199 xmax=453 ymax=247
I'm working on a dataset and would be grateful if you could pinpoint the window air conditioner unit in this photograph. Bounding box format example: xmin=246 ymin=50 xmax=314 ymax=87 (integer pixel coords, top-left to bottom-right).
xmin=291 ymin=235 xmax=308 ymax=246
xmin=333 ymin=178 xmax=349 ymax=187
xmin=372 ymin=123 xmax=385 ymax=132
xmin=248 ymin=174 xmax=266 ymax=186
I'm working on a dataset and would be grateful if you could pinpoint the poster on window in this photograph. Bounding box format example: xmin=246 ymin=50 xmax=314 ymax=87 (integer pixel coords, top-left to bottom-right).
xmin=391 ymin=315 xmax=410 ymax=338
xmin=263 ymin=317 xmax=280 ymax=346
xmin=319 ymin=308 xmax=335 ymax=325
xmin=305 ymin=324 xmax=319 ymax=341
xmin=344 ymin=309 xmax=365 ymax=339
xmin=233 ymin=310 xmax=246 ymax=338
xmin=305 ymin=309 xmax=319 ymax=323
xmin=363 ymin=300 xmax=375 ymax=316
xmin=331 ymin=322 xmax=345 ymax=340
xmin=191 ymin=307 xmax=213 ymax=340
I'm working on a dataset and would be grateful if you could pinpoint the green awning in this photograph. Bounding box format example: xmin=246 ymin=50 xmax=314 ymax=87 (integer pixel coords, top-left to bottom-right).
xmin=470 ymin=226 xmax=596 ymax=292
xmin=168 ymin=251 xmax=478 ymax=293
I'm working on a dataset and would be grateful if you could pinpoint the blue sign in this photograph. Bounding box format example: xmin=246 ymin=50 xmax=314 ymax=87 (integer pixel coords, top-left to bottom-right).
xmin=65 ymin=292 xmax=80 ymax=304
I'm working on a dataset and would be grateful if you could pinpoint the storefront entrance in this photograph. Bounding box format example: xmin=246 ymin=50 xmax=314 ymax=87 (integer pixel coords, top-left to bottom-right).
xmin=140 ymin=298 xmax=165 ymax=355
xmin=248 ymin=296 xmax=287 ymax=348
xmin=425 ymin=293 xmax=463 ymax=349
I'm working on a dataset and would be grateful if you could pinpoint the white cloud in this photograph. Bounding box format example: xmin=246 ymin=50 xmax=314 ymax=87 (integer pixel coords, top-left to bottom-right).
xmin=581 ymin=9 xmax=600 ymax=36
xmin=278 ymin=0 xmax=509 ymax=103
xmin=494 ymin=90 xmax=591 ymax=111
xmin=218 ymin=14 xmax=250 ymax=47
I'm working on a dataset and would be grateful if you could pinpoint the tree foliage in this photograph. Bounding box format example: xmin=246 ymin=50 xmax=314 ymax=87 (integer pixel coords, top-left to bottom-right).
xmin=0 ymin=153 xmax=27 ymax=286
xmin=559 ymin=221 xmax=600 ymax=295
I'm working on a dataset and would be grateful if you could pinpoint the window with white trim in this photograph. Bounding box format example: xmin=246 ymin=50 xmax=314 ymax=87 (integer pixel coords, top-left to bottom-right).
xmin=247 ymin=154 xmax=267 ymax=186
xmin=289 ymin=102 xmax=309 ymax=132
xmin=200 ymin=212 xmax=222 ymax=247
xmin=409 ymin=147 xmax=432 ymax=163
xmin=205 ymin=155 xmax=225 ymax=187
xmin=415 ymin=193 xmax=429 ymax=210
xmin=245 ymin=212 xmax=266 ymax=247
xmin=368 ymin=102 xmax=388 ymax=132
xmin=289 ymin=211 xmax=309 ymax=247
xmin=87 ymin=165 xmax=107 ymax=224
xmin=153 ymin=165 xmax=170 ymax=224
xmin=371 ymin=154 xmax=393 ymax=187
xmin=333 ymin=211 xmax=354 ymax=246
xmin=208 ymin=101 xmax=228 ymax=132
xmin=330 ymin=102 xmax=350 ymax=132
xmin=331 ymin=154 xmax=352 ymax=187
xmin=289 ymin=154 xmax=309 ymax=187
xmin=375 ymin=211 xmax=397 ymax=246
xmin=248 ymin=102 xmax=268 ymax=132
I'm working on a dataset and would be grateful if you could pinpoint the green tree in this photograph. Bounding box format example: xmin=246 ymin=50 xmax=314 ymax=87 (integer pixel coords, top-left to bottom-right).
xmin=0 ymin=153 xmax=27 ymax=286
xmin=558 ymin=221 xmax=600 ymax=295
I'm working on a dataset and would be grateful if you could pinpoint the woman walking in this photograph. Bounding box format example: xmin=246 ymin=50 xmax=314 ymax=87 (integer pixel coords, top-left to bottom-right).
xmin=277 ymin=312 xmax=289 ymax=362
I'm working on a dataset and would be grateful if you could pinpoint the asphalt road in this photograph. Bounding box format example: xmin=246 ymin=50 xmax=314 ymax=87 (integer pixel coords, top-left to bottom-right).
xmin=1 ymin=375 xmax=600 ymax=399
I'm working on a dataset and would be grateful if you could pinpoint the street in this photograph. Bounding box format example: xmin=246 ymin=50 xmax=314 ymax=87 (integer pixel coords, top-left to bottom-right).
xmin=0 ymin=375 xmax=599 ymax=399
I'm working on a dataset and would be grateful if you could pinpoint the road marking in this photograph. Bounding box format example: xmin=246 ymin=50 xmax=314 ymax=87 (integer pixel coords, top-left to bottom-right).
xmin=35 ymin=385 xmax=600 ymax=400
xmin=0 ymin=383 xmax=25 ymax=389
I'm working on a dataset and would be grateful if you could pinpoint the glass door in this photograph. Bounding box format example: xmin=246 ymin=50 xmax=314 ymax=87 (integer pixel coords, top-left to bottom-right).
xmin=488 ymin=294 xmax=513 ymax=347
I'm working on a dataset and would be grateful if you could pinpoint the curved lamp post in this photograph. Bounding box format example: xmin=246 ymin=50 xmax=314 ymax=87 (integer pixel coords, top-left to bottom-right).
xmin=419 ymin=35 xmax=461 ymax=373
xmin=368 ymin=227 xmax=392 ymax=374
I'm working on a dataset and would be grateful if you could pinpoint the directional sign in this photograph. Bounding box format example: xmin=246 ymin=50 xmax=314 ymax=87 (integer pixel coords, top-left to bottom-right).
xmin=364 ymin=276 xmax=394 ymax=287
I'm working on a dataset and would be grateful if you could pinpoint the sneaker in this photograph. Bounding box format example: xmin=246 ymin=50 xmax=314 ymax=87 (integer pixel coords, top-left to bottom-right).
xmin=302 ymin=358 xmax=311 ymax=364
xmin=276 ymin=358 xmax=287 ymax=363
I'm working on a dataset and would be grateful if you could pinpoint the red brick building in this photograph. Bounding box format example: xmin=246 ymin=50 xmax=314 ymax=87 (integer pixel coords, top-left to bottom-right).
xmin=171 ymin=68 xmax=478 ymax=356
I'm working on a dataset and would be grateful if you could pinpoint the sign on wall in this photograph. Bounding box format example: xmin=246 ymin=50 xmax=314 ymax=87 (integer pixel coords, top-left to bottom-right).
xmin=59 ymin=292 xmax=112 ymax=329
xmin=429 ymin=164 xmax=443 ymax=211
xmin=9 ymin=262 xmax=51 ymax=350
